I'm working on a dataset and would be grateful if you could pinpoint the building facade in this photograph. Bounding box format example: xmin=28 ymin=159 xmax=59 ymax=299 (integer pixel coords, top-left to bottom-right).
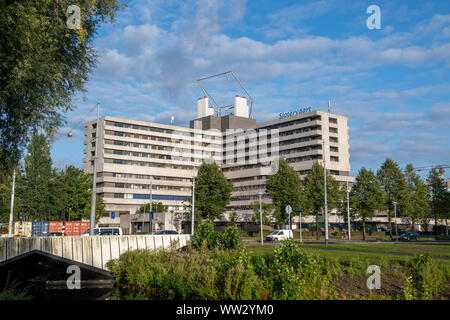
xmin=84 ymin=96 xmax=354 ymax=231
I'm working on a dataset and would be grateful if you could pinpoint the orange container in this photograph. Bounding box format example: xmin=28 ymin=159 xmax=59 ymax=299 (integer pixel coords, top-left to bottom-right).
xmin=49 ymin=221 xmax=63 ymax=233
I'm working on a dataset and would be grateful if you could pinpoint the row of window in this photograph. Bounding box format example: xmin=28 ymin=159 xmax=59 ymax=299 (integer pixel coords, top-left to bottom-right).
xmin=107 ymin=158 xmax=197 ymax=169
xmin=260 ymin=115 xmax=322 ymax=131
xmin=111 ymin=183 xmax=188 ymax=191
xmin=111 ymin=193 xmax=188 ymax=201
xmin=105 ymin=172 xmax=191 ymax=182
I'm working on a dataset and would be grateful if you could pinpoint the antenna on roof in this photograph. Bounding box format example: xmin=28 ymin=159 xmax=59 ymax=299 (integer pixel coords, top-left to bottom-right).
xmin=328 ymin=100 xmax=331 ymax=113
xmin=170 ymin=115 xmax=175 ymax=125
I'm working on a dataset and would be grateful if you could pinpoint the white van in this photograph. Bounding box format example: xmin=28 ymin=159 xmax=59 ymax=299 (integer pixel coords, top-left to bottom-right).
xmin=80 ymin=227 xmax=123 ymax=236
xmin=266 ymin=229 xmax=293 ymax=241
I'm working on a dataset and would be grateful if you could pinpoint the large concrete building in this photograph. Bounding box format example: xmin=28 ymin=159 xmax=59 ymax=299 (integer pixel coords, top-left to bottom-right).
xmin=84 ymin=96 xmax=354 ymax=233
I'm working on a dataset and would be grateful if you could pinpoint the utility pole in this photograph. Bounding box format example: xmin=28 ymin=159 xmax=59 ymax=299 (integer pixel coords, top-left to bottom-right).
xmin=150 ymin=179 xmax=153 ymax=233
xmin=323 ymin=140 xmax=329 ymax=245
xmin=191 ymin=173 xmax=195 ymax=236
xmin=393 ymin=201 xmax=398 ymax=243
xmin=89 ymin=100 xmax=100 ymax=235
xmin=347 ymin=181 xmax=351 ymax=241
xmin=259 ymin=192 xmax=263 ymax=246
xmin=8 ymin=170 xmax=16 ymax=237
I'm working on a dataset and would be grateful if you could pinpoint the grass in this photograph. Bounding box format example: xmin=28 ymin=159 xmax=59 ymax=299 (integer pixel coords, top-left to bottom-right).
xmin=303 ymin=243 xmax=450 ymax=258
xmin=247 ymin=244 xmax=450 ymax=265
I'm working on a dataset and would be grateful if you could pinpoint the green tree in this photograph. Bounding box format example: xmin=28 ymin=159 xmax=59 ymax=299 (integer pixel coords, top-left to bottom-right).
xmin=16 ymin=133 xmax=55 ymax=221
xmin=303 ymin=161 xmax=340 ymax=239
xmin=266 ymin=158 xmax=304 ymax=226
xmin=194 ymin=162 xmax=233 ymax=221
xmin=352 ymin=167 xmax=384 ymax=240
xmin=251 ymin=201 xmax=273 ymax=225
xmin=427 ymin=168 xmax=447 ymax=230
xmin=404 ymin=164 xmax=429 ymax=229
xmin=377 ymin=158 xmax=409 ymax=239
xmin=0 ymin=0 xmax=126 ymax=171
xmin=57 ymin=165 xmax=91 ymax=220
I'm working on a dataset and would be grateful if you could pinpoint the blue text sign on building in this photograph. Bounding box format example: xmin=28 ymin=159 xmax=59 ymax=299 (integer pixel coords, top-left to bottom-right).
xmin=111 ymin=211 xmax=116 ymax=219
xmin=279 ymin=107 xmax=312 ymax=119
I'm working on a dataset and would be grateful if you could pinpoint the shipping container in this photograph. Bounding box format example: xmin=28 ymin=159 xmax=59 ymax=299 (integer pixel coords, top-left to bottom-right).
xmin=64 ymin=221 xmax=90 ymax=236
xmin=14 ymin=221 xmax=32 ymax=237
xmin=49 ymin=221 xmax=63 ymax=233
xmin=32 ymin=221 xmax=49 ymax=237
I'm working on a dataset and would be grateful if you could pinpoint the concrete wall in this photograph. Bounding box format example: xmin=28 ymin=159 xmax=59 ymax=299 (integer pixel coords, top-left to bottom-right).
xmin=0 ymin=234 xmax=191 ymax=271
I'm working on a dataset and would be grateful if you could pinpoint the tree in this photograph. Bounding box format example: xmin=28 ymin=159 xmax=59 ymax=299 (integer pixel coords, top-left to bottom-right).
xmin=404 ymin=164 xmax=429 ymax=230
xmin=266 ymin=158 xmax=304 ymax=226
xmin=377 ymin=158 xmax=409 ymax=239
xmin=57 ymin=165 xmax=91 ymax=220
xmin=194 ymin=162 xmax=233 ymax=221
xmin=427 ymin=168 xmax=447 ymax=230
xmin=0 ymin=0 xmax=126 ymax=171
xmin=251 ymin=201 xmax=273 ymax=225
xmin=352 ymin=167 xmax=384 ymax=240
xmin=16 ymin=133 xmax=55 ymax=221
xmin=303 ymin=161 xmax=340 ymax=239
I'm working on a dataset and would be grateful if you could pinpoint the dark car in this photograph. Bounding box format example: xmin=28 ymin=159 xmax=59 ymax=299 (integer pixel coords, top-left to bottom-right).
xmin=398 ymin=231 xmax=420 ymax=241
xmin=148 ymin=230 xmax=178 ymax=235
xmin=46 ymin=232 xmax=62 ymax=237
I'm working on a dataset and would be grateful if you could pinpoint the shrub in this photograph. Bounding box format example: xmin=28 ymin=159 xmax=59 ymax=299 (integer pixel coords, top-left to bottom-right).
xmin=192 ymin=222 xmax=218 ymax=250
xmin=219 ymin=226 xmax=243 ymax=250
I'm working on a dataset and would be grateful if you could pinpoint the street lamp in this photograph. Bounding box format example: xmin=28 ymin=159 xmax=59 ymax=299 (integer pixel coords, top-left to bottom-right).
xmin=8 ymin=152 xmax=31 ymax=237
xmin=347 ymin=181 xmax=352 ymax=241
xmin=393 ymin=201 xmax=399 ymax=243
xmin=68 ymin=100 xmax=100 ymax=236
xmin=322 ymin=140 xmax=329 ymax=245
xmin=191 ymin=169 xmax=196 ymax=236
xmin=259 ymin=192 xmax=263 ymax=246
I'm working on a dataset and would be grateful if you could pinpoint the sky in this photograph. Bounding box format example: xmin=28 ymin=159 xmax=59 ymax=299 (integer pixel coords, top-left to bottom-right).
xmin=52 ymin=0 xmax=450 ymax=179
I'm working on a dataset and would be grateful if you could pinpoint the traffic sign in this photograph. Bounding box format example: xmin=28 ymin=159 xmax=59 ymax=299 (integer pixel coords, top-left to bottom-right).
xmin=111 ymin=211 xmax=116 ymax=219
xmin=151 ymin=211 xmax=154 ymax=220
xmin=285 ymin=205 xmax=292 ymax=214
xmin=295 ymin=209 xmax=304 ymax=213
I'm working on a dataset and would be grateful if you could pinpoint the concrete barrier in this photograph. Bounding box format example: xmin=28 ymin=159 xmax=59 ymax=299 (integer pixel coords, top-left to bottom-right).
xmin=0 ymin=234 xmax=191 ymax=270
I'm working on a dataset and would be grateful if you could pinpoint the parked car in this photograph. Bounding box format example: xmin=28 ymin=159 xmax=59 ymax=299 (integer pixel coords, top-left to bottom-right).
xmin=46 ymin=232 xmax=62 ymax=237
xmin=265 ymin=229 xmax=293 ymax=241
xmin=377 ymin=226 xmax=388 ymax=233
xmin=398 ymin=231 xmax=420 ymax=241
xmin=148 ymin=230 xmax=178 ymax=235
xmin=80 ymin=227 xmax=123 ymax=236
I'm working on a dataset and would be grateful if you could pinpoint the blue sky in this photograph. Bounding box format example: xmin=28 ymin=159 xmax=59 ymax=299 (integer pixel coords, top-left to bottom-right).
xmin=52 ymin=0 xmax=450 ymax=179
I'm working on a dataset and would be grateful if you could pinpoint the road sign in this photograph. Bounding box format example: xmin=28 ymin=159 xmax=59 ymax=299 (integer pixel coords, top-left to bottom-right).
xmin=285 ymin=205 xmax=292 ymax=214
xmin=111 ymin=211 xmax=116 ymax=219
xmin=151 ymin=211 xmax=154 ymax=220
xmin=295 ymin=209 xmax=304 ymax=213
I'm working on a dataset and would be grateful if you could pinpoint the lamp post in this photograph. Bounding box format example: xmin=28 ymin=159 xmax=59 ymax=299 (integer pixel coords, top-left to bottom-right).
xmin=191 ymin=172 xmax=195 ymax=236
xmin=66 ymin=100 xmax=100 ymax=236
xmin=8 ymin=170 xmax=16 ymax=237
xmin=88 ymin=101 xmax=100 ymax=235
xmin=149 ymin=178 xmax=153 ymax=233
xmin=393 ymin=201 xmax=398 ymax=243
xmin=323 ymin=140 xmax=329 ymax=245
xmin=347 ymin=181 xmax=351 ymax=241
xmin=259 ymin=192 xmax=263 ymax=246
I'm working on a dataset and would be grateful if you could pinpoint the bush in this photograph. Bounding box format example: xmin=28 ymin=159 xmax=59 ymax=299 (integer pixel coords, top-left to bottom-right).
xmin=191 ymin=222 xmax=218 ymax=250
xmin=219 ymin=226 xmax=243 ymax=250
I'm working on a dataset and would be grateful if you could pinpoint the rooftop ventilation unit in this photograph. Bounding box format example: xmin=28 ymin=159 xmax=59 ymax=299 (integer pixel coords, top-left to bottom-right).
xmin=196 ymin=71 xmax=254 ymax=118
